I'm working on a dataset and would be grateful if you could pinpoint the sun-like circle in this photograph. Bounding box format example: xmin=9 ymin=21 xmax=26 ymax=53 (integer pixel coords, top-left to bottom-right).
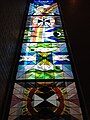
xmin=27 ymin=86 xmax=64 ymax=119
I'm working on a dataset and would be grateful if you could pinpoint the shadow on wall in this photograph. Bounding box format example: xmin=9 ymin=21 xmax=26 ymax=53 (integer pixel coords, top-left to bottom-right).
xmin=0 ymin=0 xmax=27 ymax=119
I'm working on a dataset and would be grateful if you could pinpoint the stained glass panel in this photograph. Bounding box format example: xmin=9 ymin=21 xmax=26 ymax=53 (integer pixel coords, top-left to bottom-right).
xmin=26 ymin=16 xmax=62 ymax=28
xmin=23 ymin=27 xmax=65 ymax=42
xmin=16 ymin=43 xmax=73 ymax=80
xmin=8 ymin=82 xmax=83 ymax=120
xmin=28 ymin=2 xmax=60 ymax=15
xmin=33 ymin=0 xmax=54 ymax=4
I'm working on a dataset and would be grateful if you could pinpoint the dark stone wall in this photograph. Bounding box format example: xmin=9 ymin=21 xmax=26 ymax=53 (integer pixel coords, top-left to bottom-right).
xmin=0 ymin=0 xmax=27 ymax=119
xmin=60 ymin=0 xmax=90 ymax=119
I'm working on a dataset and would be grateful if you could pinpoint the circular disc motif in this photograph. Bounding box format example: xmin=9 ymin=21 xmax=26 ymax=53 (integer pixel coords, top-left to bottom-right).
xmin=27 ymin=86 xmax=64 ymax=119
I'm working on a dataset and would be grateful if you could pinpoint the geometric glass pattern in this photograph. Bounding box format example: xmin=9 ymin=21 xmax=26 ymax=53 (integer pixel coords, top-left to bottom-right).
xmin=16 ymin=0 xmax=74 ymax=80
xmin=8 ymin=0 xmax=85 ymax=120
xmin=26 ymin=16 xmax=62 ymax=28
xmin=8 ymin=82 xmax=83 ymax=120
xmin=28 ymin=2 xmax=60 ymax=15
xmin=16 ymin=43 xmax=73 ymax=80
xmin=23 ymin=27 xmax=65 ymax=42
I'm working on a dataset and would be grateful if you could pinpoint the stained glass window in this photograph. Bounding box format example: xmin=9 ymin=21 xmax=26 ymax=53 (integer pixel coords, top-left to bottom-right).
xmin=8 ymin=0 xmax=86 ymax=120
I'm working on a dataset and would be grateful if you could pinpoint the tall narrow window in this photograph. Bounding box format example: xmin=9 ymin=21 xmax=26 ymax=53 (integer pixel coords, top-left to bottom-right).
xmin=8 ymin=0 xmax=86 ymax=120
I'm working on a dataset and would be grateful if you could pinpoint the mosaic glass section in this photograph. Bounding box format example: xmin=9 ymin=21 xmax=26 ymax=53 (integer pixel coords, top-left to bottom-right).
xmin=23 ymin=27 xmax=65 ymax=42
xmin=26 ymin=16 xmax=62 ymax=28
xmin=34 ymin=0 xmax=54 ymax=3
xmin=8 ymin=82 xmax=83 ymax=120
xmin=28 ymin=2 xmax=60 ymax=15
xmin=15 ymin=0 xmax=74 ymax=80
xmin=16 ymin=43 xmax=73 ymax=80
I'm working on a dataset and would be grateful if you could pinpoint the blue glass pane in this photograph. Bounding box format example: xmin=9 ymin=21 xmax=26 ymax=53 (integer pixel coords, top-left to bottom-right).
xmin=34 ymin=0 xmax=54 ymax=3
